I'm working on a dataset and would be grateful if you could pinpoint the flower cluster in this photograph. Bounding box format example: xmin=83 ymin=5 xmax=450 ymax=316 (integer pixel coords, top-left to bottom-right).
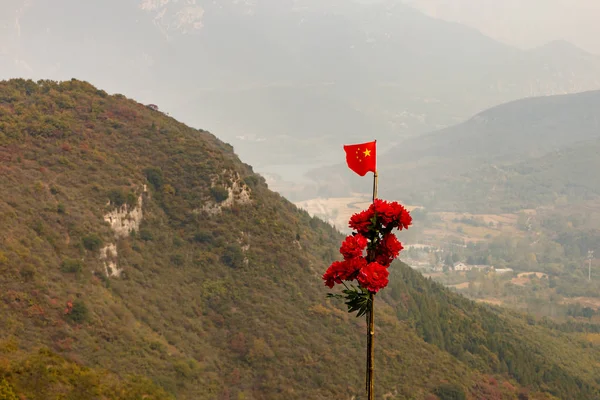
xmin=349 ymin=199 xmax=412 ymax=234
xmin=323 ymin=199 xmax=412 ymax=293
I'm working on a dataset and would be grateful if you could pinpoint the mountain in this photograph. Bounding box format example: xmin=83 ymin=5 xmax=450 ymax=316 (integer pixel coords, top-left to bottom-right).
xmin=2 ymin=79 xmax=600 ymax=399
xmin=306 ymin=90 xmax=600 ymax=211
xmin=412 ymin=136 xmax=600 ymax=213
xmin=3 ymin=0 xmax=600 ymax=177
xmin=401 ymin=0 xmax=600 ymax=54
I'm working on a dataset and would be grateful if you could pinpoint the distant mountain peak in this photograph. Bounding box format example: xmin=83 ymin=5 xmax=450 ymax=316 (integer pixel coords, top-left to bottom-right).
xmin=533 ymin=39 xmax=592 ymax=57
xmin=139 ymin=0 xmax=205 ymax=37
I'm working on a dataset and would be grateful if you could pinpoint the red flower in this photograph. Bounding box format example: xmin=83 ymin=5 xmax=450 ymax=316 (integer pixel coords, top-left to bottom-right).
xmin=350 ymin=200 xmax=412 ymax=233
xmin=357 ymin=262 xmax=389 ymax=293
xmin=399 ymin=207 xmax=413 ymax=230
xmin=323 ymin=261 xmax=344 ymax=288
xmin=372 ymin=199 xmax=395 ymax=226
xmin=323 ymin=257 xmax=366 ymax=288
xmin=349 ymin=208 xmax=374 ymax=234
xmin=340 ymin=234 xmax=368 ymax=260
xmin=375 ymin=233 xmax=404 ymax=267
xmin=325 ymin=198 xmax=411 ymax=294
xmin=372 ymin=199 xmax=412 ymax=230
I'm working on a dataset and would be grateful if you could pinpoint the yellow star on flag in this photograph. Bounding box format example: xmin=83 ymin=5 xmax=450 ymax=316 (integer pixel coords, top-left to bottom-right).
xmin=363 ymin=149 xmax=371 ymax=157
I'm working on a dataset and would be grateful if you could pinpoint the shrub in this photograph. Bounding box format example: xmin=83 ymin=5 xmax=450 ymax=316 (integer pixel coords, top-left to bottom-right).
xmin=139 ymin=229 xmax=154 ymax=241
xmin=144 ymin=167 xmax=163 ymax=189
xmin=518 ymin=392 xmax=530 ymax=400
xmin=243 ymin=175 xmax=259 ymax=189
xmin=193 ymin=230 xmax=213 ymax=244
xmin=0 ymin=378 xmax=18 ymax=400
xmin=170 ymin=253 xmax=185 ymax=266
xmin=67 ymin=300 xmax=89 ymax=324
xmin=210 ymin=186 xmax=229 ymax=203
xmin=107 ymin=189 xmax=127 ymax=206
xmin=222 ymin=245 xmax=244 ymax=269
xmin=434 ymin=383 xmax=466 ymax=400
xmin=126 ymin=192 xmax=138 ymax=207
xmin=20 ymin=265 xmax=36 ymax=281
xmin=82 ymin=234 xmax=103 ymax=251
xmin=163 ymin=184 xmax=175 ymax=196
xmin=149 ymin=341 xmax=166 ymax=353
xmin=61 ymin=258 xmax=83 ymax=273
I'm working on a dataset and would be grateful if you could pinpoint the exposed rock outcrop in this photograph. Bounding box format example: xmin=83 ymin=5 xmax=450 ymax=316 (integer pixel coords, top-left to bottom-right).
xmin=100 ymin=185 xmax=147 ymax=277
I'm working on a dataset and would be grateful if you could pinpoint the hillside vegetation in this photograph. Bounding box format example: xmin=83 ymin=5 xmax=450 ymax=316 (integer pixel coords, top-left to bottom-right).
xmin=0 ymin=343 xmax=172 ymax=400
xmin=1 ymin=79 xmax=600 ymax=399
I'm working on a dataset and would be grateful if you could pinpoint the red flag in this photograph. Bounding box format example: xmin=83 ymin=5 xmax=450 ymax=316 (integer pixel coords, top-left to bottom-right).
xmin=344 ymin=141 xmax=377 ymax=176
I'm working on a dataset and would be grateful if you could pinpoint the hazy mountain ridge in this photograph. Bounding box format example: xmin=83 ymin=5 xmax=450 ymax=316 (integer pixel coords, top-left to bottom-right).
xmin=3 ymin=0 xmax=600 ymax=173
xmin=305 ymin=90 xmax=600 ymax=211
xmin=400 ymin=0 xmax=600 ymax=54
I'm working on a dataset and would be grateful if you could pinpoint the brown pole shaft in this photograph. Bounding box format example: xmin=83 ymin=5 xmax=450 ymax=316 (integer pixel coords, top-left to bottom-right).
xmin=366 ymin=169 xmax=378 ymax=400
xmin=372 ymin=170 xmax=378 ymax=202
xmin=368 ymin=292 xmax=375 ymax=400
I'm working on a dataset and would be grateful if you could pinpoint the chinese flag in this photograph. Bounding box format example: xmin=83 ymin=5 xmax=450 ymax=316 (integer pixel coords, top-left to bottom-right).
xmin=343 ymin=141 xmax=377 ymax=176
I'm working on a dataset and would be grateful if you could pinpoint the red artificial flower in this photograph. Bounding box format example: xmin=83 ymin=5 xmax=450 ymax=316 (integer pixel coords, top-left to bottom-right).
xmin=372 ymin=199 xmax=395 ymax=226
xmin=374 ymin=233 xmax=404 ymax=267
xmin=399 ymin=207 xmax=413 ymax=230
xmin=350 ymin=199 xmax=412 ymax=233
xmin=346 ymin=256 xmax=368 ymax=277
xmin=323 ymin=257 xmax=367 ymax=288
xmin=323 ymin=261 xmax=344 ymax=288
xmin=340 ymin=234 xmax=368 ymax=260
xmin=357 ymin=262 xmax=389 ymax=293
xmin=325 ymin=198 xmax=411 ymax=293
xmin=349 ymin=208 xmax=374 ymax=234
xmin=381 ymin=233 xmax=404 ymax=259
xmin=375 ymin=233 xmax=404 ymax=267
xmin=372 ymin=199 xmax=412 ymax=230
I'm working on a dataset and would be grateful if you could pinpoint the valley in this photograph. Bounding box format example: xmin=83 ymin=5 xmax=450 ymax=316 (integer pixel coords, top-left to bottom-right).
xmin=297 ymin=195 xmax=600 ymax=322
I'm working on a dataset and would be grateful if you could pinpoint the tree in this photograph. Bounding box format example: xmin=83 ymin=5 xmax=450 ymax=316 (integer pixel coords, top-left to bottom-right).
xmin=222 ymin=245 xmax=244 ymax=269
xmin=582 ymin=307 xmax=595 ymax=320
xmin=445 ymin=254 xmax=454 ymax=267
xmin=82 ymin=234 xmax=103 ymax=251
xmin=67 ymin=300 xmax=89 ymax=324
xmin=211 ymin=186 xmax=230 ymax=203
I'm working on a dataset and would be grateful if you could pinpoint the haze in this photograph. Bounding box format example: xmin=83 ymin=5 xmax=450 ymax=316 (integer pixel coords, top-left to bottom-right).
xmin=402 ymin=0 xmax=600 ymax=54
xmin=2 ymin=0 xmax=600 ymax=195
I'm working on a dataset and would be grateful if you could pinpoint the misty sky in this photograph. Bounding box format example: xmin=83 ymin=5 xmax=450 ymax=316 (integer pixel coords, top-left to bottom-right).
xmin=402 ymin=0 xmax=600 ymax=54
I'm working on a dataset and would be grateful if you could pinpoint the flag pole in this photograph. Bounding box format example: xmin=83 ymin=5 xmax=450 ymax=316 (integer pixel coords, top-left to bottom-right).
xmin=367 ymin=168 xmax=378 ymax=400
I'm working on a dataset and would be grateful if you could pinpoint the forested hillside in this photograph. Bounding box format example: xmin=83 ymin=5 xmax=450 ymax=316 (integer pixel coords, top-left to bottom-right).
xmin=1 ymin=79 xmax=600 ymax=399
